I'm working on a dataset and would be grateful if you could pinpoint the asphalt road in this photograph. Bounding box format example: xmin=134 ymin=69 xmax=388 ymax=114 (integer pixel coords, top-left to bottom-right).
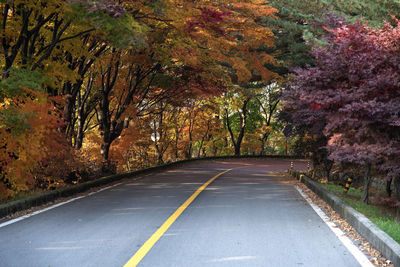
xmin=0 ymin=159 xmax=363 ymax=267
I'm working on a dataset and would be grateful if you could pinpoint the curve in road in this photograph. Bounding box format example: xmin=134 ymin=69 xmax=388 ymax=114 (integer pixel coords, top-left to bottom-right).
xmin=0 ymin=159 xmax=366 ymax=267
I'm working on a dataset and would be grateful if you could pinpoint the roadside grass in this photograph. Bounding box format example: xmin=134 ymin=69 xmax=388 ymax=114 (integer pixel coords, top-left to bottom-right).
xmin=373 ymin=218 xmax=400 ymax=244
xmin=321 ymin=183 xmax=400 ymax=244
xmin=323 ymin=183 xmax=362 ymax=198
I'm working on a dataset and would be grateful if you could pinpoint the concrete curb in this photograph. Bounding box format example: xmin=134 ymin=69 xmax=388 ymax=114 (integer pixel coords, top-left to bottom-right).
xmin=288 ymin=169 xmax=400 ymax=267
xmin=0 ymin=155 xmax=301 ymax=219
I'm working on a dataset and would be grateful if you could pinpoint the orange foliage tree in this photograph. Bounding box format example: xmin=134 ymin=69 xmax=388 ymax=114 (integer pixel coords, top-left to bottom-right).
xmin=0 ymin=85 xmax=77 ymax=197
xmin=0 ymin=0 xmax=278 ymax=198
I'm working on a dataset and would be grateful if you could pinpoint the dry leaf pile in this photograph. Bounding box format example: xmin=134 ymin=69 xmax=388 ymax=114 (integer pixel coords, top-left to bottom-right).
xmin=295 ymin=180 xmax=394 ymax=267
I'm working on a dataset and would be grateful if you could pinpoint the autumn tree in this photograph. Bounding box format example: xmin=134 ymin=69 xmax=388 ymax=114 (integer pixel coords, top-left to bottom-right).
xmin=91 ymin=0 xmax=279 ymax=162
xmin=0 ymin=0 xmax=152 ymax=194
xmin=285 ymin=18 xmax=400 ymax=211
xmin=220 ymin=87 xmax=262 ymax=156
xmin=0 ymin=1 xmax=93 ymax=74
xmin=192 ymin=102 xmax=221 ymax=158
xmin=0 ymin=69 xmax=79 ymax=197
xmin=280 ymin=81 xmax=333 ymax=180
xmin=181 ymin=1 xmax=280 ymax=157
xmin=0 ymin=0 xmax=280 ymax=196
xmin=0 ymin=0 xmax=142 ymax=147
xmin=61 ymin=0 xmax=150 ymax=148
xmin=177 ymin=99 xmax=221 ymax=159
xmin=265 ymin=0 xmax=400 ymax=75
xmin=254 ymin=83 xmax=281 ymax=155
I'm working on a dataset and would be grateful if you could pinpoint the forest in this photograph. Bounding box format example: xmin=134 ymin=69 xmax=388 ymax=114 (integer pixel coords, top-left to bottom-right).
xmin=1 ymin=0 xmax=400 ymax=216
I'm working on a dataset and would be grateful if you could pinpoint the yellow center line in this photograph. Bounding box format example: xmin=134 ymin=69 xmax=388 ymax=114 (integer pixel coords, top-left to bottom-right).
xmin=123 ymin=168 xmax=233 ymax=267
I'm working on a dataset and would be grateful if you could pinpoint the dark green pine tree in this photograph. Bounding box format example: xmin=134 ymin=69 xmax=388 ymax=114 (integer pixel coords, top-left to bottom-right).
xmin=263 ymin=0 xmax=400 ymax=75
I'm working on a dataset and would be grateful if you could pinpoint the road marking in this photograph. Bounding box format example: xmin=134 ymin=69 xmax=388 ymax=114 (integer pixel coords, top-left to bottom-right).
xmin=0 ymin=183 xmax=122 ymax=229
xmin=124 ymin=169 xmax=233 ymax=267
xmin=35 ymin=246 xmax=84 ymax=250
xmin=209 ymin=256 xmax=257 ymax=262
xmin=295 ymin=186 xmax=374 ymax=267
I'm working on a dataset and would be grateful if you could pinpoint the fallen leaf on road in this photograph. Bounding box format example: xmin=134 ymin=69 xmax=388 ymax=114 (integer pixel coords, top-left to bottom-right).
xmin=289 ymin=177 xmax=394 ymax=267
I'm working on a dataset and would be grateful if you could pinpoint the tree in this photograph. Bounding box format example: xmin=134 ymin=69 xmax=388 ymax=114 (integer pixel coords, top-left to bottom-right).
xmin=61 ymin=0 xmax=151 ymax=148
xmin=0 ymin=0 xmax=94 ymax=74
xmin=223 ymin=92 xmax=250 ymax=156
xmin=177 ymin=99 xmax=220 ymax=159
xmin=0 ymin=72 xmax=76 ymax=197
xmin=265 ymin=0 xmax=400 ymax=75
xmin=0 ymin=0 xmax=279 ymax=196
xmin=94 ymin=49 xmax=166 ymax=162
xmin=0 ymin=0 xmax=144 ymax=145
xmin=280 ymin=88 xmax=333 ymax=180
xmin=254 ymin=83 xmax=281 ymax=155
xmin=285 ymin=19 xmax=400 ymax=209
xmin=221 ymin=87 xmax=264 ymax=156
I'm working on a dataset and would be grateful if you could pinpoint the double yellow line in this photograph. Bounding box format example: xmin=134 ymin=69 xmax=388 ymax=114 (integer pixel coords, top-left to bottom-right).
xmin=124 ymin=168 xmax=233 ymax=267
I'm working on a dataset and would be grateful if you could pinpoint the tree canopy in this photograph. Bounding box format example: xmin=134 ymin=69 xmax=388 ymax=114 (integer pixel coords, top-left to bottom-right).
xmin=1 ymin=0 xmax=400 ymax=216
xmin=0 ymin=0 xmax=279 ymax=197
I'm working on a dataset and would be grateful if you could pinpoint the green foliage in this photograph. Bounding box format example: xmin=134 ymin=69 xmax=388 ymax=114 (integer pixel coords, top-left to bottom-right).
xmin=224 ymin=101 xmax=263 ymax=133
xmin=142 ymin=0 xmax=164 ymax=13
xmin=152 ymin=73 xmax=179 ymax=89
xmin=66 ymin=1 xmax=148 ymax=48
xmin=0 ymin=68 xmax=52 ymax=136
xmin=0 ymin=68 xmax=49 ymax=101
xmin=320 ymin=0 xmax=400 ymax=26
xmin=373 ymin=219 xmax=400 ymax=244
xmin=264 ymin=0 xmax=324 ymax=74
xmin=265 ymin=0 xmax=400 ymax=75
xmin=322 ymin=183 xmax=400 ymax=242
xmin=0 ymin=108 xmax=33 ymax=136
xmin=244 ymin=99 xmax=264 ymax=133
xmin=323 ymin=183 xmax=362 ymax=198
xmin=98 ymin=14 xmax=148 ymax=48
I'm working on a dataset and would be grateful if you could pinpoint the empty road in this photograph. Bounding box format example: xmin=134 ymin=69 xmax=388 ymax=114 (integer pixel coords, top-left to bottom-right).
xmin=0 ymin=159 xmax=366 ymax=266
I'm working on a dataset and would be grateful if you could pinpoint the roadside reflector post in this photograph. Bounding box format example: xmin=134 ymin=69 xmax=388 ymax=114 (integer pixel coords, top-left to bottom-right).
xmin=344 ymin=175 xmax=353 ymax=193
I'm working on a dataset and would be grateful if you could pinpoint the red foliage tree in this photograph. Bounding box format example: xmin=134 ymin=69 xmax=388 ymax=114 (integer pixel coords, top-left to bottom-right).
xmin=285 ymin=19 xmax=400 ymax=212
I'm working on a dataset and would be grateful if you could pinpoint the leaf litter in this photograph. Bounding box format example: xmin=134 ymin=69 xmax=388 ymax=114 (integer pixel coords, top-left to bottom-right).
xmin=293 ymin=179 xmax=393 ymax=267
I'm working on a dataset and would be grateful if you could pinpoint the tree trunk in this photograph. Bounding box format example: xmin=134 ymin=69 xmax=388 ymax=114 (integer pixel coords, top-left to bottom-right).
xmin=394 ymin=176 xmax=400 ymax=223
xmin=234 ymin=145 xmax=241 ymax=156
xmin=75 ymin=132 xmax=83 ymax=149
xmin=259 ymin=132 xmax=269 ymax=156
xmin=186 ymin=143 xmax=192 ymax=159
xmin=324 ymin=159 xmax=333 ymax=182
xmin=212 ymin=139 xmax=218 ymax=156
xmin=197 ymin=142 xmax=203 ymax=158
xmin=197 ymin=121 xmax=210 ymax=158
xmin=100 ymin=142 xmax=111 ymax=161
xmin=259 ymin=140 xmax=265 ymax=156
xmin=74 ymin=107 xmax=85 ymax=149
xmin=362 ymin=163 xmax=372 ymax=204
xmin=174 ymin=127 xmax=179 ymax=160
xmin=386 ymin=178 xmax=393 ymax=197
xmin=225 ymin=99 xmax=249 ymax=158
xmin=100 ymin=142 xmax=115 ymax=174
xmin=157 ymin=152 xmax=163 ymax=165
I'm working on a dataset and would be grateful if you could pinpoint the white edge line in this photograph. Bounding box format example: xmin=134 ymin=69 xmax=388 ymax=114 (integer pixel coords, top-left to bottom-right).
xmin=295 ymin=186 xmax=374 ymax=267
xmin=0 ymin=182 xmax=123 ymax=228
